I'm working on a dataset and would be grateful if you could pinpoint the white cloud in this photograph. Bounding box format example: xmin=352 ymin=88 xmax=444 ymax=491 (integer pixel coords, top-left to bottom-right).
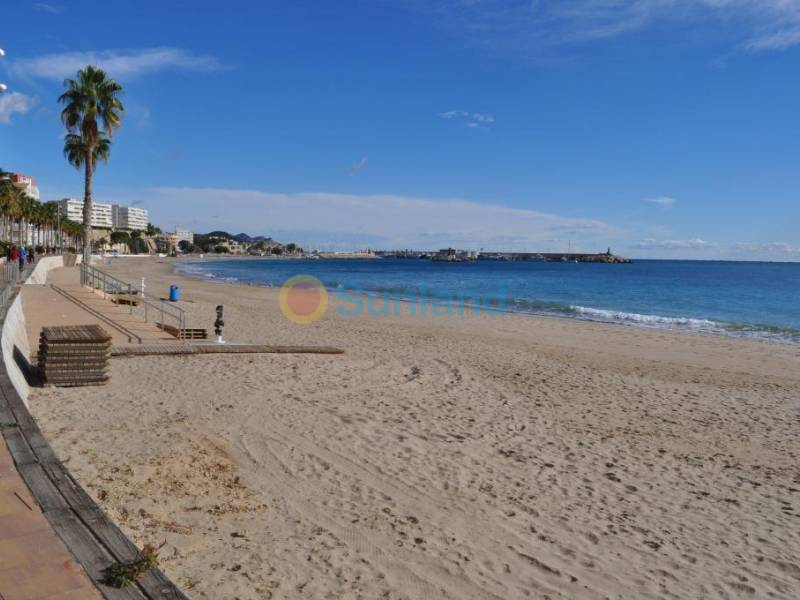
xmin=631 ymin=238 xmax=800 ymax=260
xmin=9 ymin=47 xmax=222 ymax=81
xmin=0 ymin=92 xmax=38 ymax=124
xmin=136 ymin=187 xmax=619 ymax=251
xmin=636 ymin=238 xmax=716 ymax=249
xmin=644 ymin=196 xmax=677 ymax=207
xmin=733 ymin=241 xmax=800 ymax=256
xmin=348 ymin=156 xmax=368 ymax=175
xmin=440 ymin=110 xmax=495 ymax=129
xmin=412 ymin=0 xmax=800 ymax=53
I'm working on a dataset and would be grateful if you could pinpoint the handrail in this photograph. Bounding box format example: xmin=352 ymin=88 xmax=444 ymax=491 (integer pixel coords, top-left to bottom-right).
xmin=50 ymin=284 xmax=142 ymax=344
xmin=0 ymin=259 xmax=30 ymax=311
xmin=79 ymin=263 xmax=186 ymax=336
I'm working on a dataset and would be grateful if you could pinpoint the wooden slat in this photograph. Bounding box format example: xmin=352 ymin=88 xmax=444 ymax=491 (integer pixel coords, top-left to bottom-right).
xmin=46 ymin=509 xmax=143 ymax=600
xmin=1 ymin=427 xmax=37 ymax=466
xmin=111 ymin=343 xmax=345 ymax=357
xmin=41 ymin=325 xmax=112 ymax=343
xmin=17 ymin=462 xmax=70 ymax=513
xmin=38 ymin=325 xmax=112 ymax=387
xmin=78 ymin=509 xmax=188 ymax=600
xmin=40 ymin=461 xmax=97 ymax=511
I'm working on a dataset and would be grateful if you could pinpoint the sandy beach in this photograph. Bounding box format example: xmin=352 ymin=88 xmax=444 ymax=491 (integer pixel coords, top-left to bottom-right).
xmin=26 ymin=258 xmax=800 ymax=599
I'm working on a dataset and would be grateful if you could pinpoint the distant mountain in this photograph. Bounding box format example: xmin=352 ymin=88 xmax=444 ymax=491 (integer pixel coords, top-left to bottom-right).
xmin=203 ymin=230 xmax=234 ymax=239
xmin=199 ymin=231 xmax=276 ymax=243
xmin=233 ymin=233 xmax=274 ymax=243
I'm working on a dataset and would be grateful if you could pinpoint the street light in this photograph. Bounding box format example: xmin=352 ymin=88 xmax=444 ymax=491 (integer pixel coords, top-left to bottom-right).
xmin=0 ymin=46 xmax=6 ymax=93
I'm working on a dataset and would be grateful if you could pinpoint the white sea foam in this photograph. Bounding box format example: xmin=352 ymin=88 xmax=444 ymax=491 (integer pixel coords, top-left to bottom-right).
xmin=569 ymin=305 xmax=718 ymax=329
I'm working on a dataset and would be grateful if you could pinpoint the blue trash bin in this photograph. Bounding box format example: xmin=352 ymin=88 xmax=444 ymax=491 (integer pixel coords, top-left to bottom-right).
xmin=169 ymin=284 xmax=180 ymax=302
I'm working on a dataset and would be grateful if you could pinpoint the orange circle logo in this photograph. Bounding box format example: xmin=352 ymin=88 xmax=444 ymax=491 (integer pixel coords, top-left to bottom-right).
xmin=279 ymin=275 xmax=328 ymax=323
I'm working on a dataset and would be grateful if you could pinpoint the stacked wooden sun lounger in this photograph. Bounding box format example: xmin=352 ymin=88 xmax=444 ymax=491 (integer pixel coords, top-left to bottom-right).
xmin=38 ymin=325 xmax=112 ymax=387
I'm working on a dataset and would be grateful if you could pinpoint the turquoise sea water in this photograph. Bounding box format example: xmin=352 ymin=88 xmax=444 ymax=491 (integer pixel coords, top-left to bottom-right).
xmin=179 ymin=258 xmax=800 ymax=343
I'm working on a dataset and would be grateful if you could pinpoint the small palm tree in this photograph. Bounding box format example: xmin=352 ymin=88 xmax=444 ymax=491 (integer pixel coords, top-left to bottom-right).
xmin=58 ymin=66 xmax=123 ymax=263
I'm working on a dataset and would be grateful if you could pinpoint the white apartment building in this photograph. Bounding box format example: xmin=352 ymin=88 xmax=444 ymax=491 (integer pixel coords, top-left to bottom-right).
xmin=172 ymin=228 xmax=194 ymax=245
xmin=50 ymin=198 xmax=113 ymax=229
xmin=10 ymin=173 xmax=40 ymax=200
xmin=112 ymin=205 xmax=149 ymax=231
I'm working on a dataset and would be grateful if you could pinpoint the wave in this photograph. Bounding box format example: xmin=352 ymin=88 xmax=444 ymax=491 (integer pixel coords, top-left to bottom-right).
xmin=560 ymin=305 xmax=800 ymax=343
xmin=567 ymin=305 xmax=717 ymax=328
xmin=176 ymin=262 xmax=800 ymax=344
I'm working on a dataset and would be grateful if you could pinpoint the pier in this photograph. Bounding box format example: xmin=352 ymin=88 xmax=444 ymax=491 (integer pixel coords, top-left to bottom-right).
xmin=375 ymin=249 xmax=632 ymax=263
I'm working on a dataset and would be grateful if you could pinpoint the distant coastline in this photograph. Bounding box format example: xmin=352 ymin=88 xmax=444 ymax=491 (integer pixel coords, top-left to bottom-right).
xmin=173 ymin=256 xmax=800 ymax=344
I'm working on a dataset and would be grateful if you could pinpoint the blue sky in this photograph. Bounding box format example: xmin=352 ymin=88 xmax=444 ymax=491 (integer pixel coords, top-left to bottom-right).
xmin=1 ymin=0 xmax=799 ymax=259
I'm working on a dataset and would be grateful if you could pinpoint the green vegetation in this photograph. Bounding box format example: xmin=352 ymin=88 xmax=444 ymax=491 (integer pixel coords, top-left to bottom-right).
xmin=110 ymin=230 xmax=130 ymax=247
xmin=178 ymin=239 xmax=195 ymax=253
xmin=1 ymin=168 xmax=82 ymax=250
xmin=59 ymin=65 xmax=124 ymax=263
xmin=105 ymin=542 xmax=164 ymax=588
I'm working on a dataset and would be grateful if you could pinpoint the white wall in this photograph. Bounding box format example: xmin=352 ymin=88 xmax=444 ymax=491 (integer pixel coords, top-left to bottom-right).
xmin=2 ymin=256 xmax=80 ymax=405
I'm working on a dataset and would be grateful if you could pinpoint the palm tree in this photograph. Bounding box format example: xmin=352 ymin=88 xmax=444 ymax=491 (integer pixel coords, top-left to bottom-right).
xmin=63 ymin=133 xmax=111 ymax=170
xmin=0 ymin=170 xmax=21 ymax=243
xmin=42 ymin=202 xmax=59 ymax=250
xmin=58 ymin=66 xmax=123 ymax=263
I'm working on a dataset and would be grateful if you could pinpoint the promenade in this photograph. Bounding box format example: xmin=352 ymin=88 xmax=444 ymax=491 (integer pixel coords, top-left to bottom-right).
xmin=0 ymin=258 xmax=186 ymax=599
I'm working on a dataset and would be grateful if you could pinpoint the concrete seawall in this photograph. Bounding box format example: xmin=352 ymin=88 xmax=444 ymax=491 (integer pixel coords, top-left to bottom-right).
xmin=0 ymin=255 xmax=188 ymax=598
xmin=1 ymin=255 xmax=79 ymax=406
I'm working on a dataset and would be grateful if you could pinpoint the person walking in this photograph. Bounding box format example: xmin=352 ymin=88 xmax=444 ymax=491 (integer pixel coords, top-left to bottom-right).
xmin=18 ymin=246 xmax=26 ymax=272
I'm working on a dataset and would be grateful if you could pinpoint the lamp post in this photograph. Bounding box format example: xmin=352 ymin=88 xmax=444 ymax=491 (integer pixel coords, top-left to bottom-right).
xmin=0 ymin=47 xmax=6 ymax=93
xmin=57 ymin=208 xmax=62 ymax=254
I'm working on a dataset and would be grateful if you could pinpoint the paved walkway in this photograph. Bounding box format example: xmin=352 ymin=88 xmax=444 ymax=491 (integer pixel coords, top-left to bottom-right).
xmin=0 ymin=432 xmax=100 ymax=600
xmin=1 ymin=262 xmax=187 ymax=599
xmin=21 ymin=267 xmax=175 ymax=353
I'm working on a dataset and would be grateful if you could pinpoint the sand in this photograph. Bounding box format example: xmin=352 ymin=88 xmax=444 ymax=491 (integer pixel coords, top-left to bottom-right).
xmin=27 ymin=258 xmax=800 ymax=599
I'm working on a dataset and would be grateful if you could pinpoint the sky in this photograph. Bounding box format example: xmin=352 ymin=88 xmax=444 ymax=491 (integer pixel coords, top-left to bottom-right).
xmin=1 ymin=0 xmax=799 ymax=260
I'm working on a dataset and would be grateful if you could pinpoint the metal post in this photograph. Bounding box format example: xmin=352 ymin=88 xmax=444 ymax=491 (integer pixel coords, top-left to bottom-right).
xmin=128 ymin=283 xmax=133 ymax=314
xmin=214 ymin=305 xmax=225 ymax=344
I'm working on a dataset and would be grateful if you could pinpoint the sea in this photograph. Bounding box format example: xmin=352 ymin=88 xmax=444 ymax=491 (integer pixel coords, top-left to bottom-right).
xmin=178 ymin=258 xmax=800 ymax=344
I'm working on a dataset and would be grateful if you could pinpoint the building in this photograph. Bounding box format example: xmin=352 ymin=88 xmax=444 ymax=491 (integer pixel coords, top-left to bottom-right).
xmin=432 ymin=248 xmax=477 ymax=262
xmin=10 ymin=173 xmax=40 ymax=200
xmin=208 ymin=235 xmax=245 ymax=254
xmin=50 ymin=198 xmax=113 ymax=229
xmin=172 ymin=229 xmax=194 ymax=245
xmin=112 ymin=205 xmax=149 ymax=231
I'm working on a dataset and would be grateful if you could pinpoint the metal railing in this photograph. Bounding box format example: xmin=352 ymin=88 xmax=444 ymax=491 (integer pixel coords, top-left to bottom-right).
xmin=0 ymin=258 xmax=28 ymax=311
xmin=51 ymin=284 xmax=142 ymax=344
xmin=4 ymin=260 xmax=20 ymax=285
xmin=0 ymin=284 xmax=10 ymax=309
xmin=80 ymin=263 xmax=186 ymax=335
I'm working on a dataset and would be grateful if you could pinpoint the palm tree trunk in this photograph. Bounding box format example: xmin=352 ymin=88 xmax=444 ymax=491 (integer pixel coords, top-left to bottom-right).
xmin=83 ymin=150 xmax=94 ymax=264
